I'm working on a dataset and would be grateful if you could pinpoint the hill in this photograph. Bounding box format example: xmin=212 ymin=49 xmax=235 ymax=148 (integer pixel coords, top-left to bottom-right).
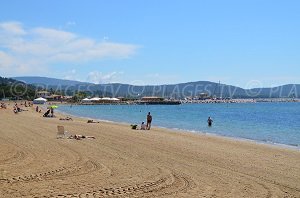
xmin=0 ymin=77 xmax=36 ymax=100
xmin=13 ymin=76 xmax=92 ymax=87
xmin=11 ymin=76 xmax=300 ymax=99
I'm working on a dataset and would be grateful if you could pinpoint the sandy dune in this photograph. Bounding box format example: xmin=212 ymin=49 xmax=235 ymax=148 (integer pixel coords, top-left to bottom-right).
xmin=0 ymin=104 xmax=300 ymax=197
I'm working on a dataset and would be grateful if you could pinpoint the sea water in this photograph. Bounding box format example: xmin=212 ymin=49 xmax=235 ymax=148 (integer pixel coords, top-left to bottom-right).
xmin=58 ymin=103 xmax=300 ymax=148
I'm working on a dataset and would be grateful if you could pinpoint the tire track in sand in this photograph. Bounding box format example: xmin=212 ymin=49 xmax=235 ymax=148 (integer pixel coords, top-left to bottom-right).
xmin=41 ymin=170 xmax=195 ymax=198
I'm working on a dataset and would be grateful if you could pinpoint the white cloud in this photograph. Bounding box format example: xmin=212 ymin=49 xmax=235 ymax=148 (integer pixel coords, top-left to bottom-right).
xmin=0 ymin=51 xmax=14 ymax=68
xmin=0 ymin=21 xmax=139 ymax=76
xmin=0 ymin=21 xmax=26 ymax=35
xmin=32 ymin=27 xmax=77 ymax=42
xmin=87 ymin=71 xmax=123 ymax=84
xmin=63 ymin=69 xmax=78 ymax=80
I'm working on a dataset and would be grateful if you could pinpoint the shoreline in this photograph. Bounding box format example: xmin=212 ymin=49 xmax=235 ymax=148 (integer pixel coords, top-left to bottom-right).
xmin=56 ymin=108 xmax=300 ymax=152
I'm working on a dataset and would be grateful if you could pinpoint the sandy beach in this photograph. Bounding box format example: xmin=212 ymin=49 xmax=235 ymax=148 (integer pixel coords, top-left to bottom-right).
xmin=0 ymin=103 xmax=300 ymax=198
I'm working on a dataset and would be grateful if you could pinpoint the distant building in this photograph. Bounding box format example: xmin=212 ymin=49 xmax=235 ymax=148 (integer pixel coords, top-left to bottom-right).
xmin=117 ymin=97 xmax=125 ymax=101
xmin=46 ymin=94 xmax=62 ymax=101
xmin=138 ymin=96 xmax=180 ymax=105
xmin=62 ymin=96 xmax=73 ymax=101
xmin=36 ymin=91 xmax=50 ymax=98
xmin=198 ymin=93 xmax=210 ymax=100
xmin=141 ymin=96 xmax=164 ymax=102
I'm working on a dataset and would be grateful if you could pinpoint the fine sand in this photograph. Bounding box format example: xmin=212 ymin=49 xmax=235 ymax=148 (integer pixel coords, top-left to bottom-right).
xmin=0 ymin=103 xmax=300 ymax=198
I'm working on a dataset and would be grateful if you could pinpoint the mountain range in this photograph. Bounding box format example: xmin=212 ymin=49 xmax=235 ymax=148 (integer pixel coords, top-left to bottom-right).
xmin=12 ymin=76 xmax=300 ymax=99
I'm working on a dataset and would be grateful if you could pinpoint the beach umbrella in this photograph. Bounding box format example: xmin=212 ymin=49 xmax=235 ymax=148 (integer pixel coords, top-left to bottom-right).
xmin=50 ymin=105 xmax=58 ymax=109
xmin=90 ymin=97 xmax=101 ymax=101
xmin=33 ymin=97 xmax=47 ymax=104
xmin=82 ymin=98 xmax=91 ymax=102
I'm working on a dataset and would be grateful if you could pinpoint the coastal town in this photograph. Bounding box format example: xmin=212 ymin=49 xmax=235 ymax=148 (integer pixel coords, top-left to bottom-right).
xmin=26 ymin=90 xmax=300 ymax=105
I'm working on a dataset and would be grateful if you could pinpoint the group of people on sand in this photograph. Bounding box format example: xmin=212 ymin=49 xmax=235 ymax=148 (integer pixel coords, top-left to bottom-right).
xmin=23 ymin=101 xmax=32 ymax=107
xmin=43 ymin=107 xmax=54 ymax=117
xmin=139 ymin=112 xmax=152 ymax=130
xmin=13 ymin=103 xmax=28 ymax=113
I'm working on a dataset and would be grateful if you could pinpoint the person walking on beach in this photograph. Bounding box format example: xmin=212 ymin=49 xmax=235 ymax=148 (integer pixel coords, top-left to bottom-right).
xmin=207 ymin=116 xmax=213 ymax=127
xmin=146 ymin=112 xmax=152 ymax=130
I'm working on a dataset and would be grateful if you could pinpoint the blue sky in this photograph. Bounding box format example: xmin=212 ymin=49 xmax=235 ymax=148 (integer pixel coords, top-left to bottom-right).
xmin=0 ymin=0 xmax=299 ymax=88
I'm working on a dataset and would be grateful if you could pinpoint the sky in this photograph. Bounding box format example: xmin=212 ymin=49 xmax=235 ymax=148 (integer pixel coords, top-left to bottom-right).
xmin=0 ymin=0 xmax=299 ymax=88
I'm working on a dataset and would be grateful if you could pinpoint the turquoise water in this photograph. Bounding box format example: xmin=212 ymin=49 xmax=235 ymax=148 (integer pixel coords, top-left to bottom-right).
xmin=58 ymin=103 xmax=300 ymax=148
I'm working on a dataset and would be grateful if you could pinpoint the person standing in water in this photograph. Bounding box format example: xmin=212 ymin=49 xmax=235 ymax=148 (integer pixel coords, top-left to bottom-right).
xmin=146 ymin=112 xmax=152 ymax=130
xmin=207 ymin=116 xmax=213 ymax=127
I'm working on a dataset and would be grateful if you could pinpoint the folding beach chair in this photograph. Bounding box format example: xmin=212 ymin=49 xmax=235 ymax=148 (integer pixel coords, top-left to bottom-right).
xmin=57 ymin=125 xmax=69 ymax=138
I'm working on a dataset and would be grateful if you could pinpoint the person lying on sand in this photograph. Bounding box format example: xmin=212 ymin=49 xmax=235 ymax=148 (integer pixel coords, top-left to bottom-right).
xmin=13 ymin=105 xmax=28 ymax=113
xmin=68 ymin=134 xmax=95 ymax=140
xmin=0 ymin=103 xmax=6 ymax=109
xmin=87 ymin=120 xmax=100 ymax=123
xmin=59 ymin=117 xmax=73 ymax=121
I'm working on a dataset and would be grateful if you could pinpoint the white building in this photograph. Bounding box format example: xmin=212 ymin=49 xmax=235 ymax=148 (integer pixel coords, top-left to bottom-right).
xmin=37 ymin=91 xmax=51 ymax=98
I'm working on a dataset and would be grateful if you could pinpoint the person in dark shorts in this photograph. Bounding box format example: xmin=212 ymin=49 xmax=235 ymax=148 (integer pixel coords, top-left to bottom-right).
xmin=43 ymin=109 xmax=51 ymax=117
xmin=146 ymin=112 xmax=152 ymax=130
xmin=50 ymin=107 xmax=54 ymax=117
xmin=207 ymin=116 xmax=213 ymax=127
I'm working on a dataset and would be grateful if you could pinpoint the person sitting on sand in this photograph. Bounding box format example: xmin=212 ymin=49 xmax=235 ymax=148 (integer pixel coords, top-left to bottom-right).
xmin=13 ymin=106 xmax=18 ymax=114
xmin=14 ymin=104 xmax=27 ymax=112
xmin=87 ymin=120 xmax=100 ymax=123
xmin=50 ymin=107 xmax=54 ymax=117
xmin=15 ymin=104 xmax=21 ymax=112
xmin=140 ymin=122 xmax=147 ymax=130
xmin=43 ymin=109 xmax=51 ymax=117
xmin=59 ymin=117 xmax=73 ymax=121
xmin=0 ymin=103 xmax=6 ymax=109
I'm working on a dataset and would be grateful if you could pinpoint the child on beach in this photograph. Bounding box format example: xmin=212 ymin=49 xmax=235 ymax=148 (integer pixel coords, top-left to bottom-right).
xmin=140 ymin=122 xmax=147 ymax=130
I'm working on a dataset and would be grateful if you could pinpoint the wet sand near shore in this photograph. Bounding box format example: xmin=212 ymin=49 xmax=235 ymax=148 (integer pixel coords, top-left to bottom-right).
xmin=0 ymin=103 xmax=300 ymax=197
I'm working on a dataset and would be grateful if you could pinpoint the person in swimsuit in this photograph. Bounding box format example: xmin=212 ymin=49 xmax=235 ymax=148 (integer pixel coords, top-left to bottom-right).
xmin=207 ymin=116 xmax=213 ymax=127
xmin=146 ymin=112 xmax=152 ymax=130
